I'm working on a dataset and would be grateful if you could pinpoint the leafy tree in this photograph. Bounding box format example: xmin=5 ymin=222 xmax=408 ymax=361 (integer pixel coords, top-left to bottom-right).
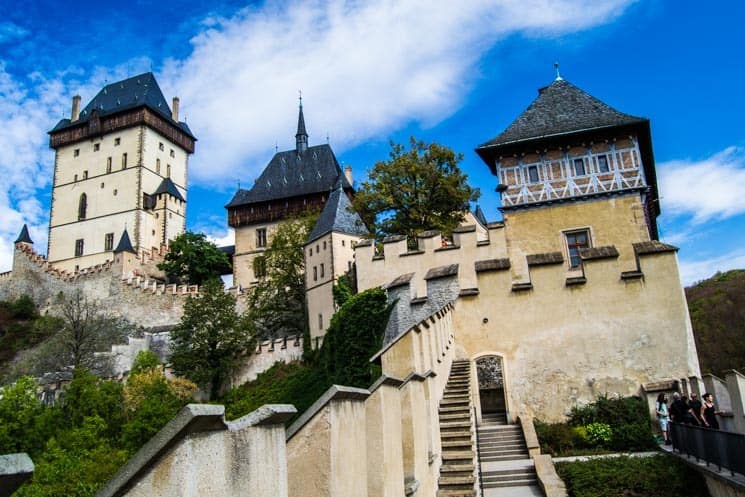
xmin=62 ymin=369 xmax=126 ymax=441
xmin=322 ymin=287 xmax=393 ymax=388
xmin=0 ymin=376 xmax=58 ymax=457
xmin=352 ymin=137 xmax=479 ymax=241
xmin=157 ymin=231 xmax=230 ymax=285
xmin=169 ymin=278 xmax=255 ymax=399
xmin=332 ymin=273 xmax=355 ymax=308
xmin=248 ymin=216 xmax=316 ymax=339
xmin=129 ymin=350 xmax=161 ymax=376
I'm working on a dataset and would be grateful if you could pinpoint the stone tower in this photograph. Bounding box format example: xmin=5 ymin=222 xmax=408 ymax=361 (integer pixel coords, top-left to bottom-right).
xmin=47 ymin=73 xmax=196 ymax=272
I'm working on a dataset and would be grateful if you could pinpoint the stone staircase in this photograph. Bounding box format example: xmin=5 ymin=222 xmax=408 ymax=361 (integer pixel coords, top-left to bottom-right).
xmin=477 ymin=416 xmax=542 ymax=497
xmin=437 ymin=359 xmax=476 ymax=497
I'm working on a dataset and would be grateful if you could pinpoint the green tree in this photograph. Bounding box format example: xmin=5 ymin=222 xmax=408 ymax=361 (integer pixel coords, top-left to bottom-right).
xmin=169 ymin=279 xmax=255 ymax=399
xmin=62 ymin=369 xmax=126 ymax=441
xmin=157 ymin=231 xmax=230 ymax=285
xmin=352 ymin=137 xmax=479 ymax=241
xmin=248 ymin=216 xmax=316 ymax=339
xmin=0 ymin=376 xmax=57 ymax=457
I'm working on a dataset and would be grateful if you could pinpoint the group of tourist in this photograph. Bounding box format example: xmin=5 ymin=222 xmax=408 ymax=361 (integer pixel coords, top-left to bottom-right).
xmin=655 ymin=391 xmax=723 ymax=445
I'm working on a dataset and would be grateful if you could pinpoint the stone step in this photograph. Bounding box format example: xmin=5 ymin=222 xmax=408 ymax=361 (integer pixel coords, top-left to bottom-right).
xmin=440 ymin=412 xmax=471 ymax=421
xmin=441 ymin=398 xmax=470 ymax=406
xmin=481 ymin=473 xmax=537 ymax=484
xmin=480 ymin=454 xmax=532 ymax=462
xmin=441 ymin=463 xmax=475 ymax=474
xmin=479 ymin=442 xmax=526 ymax=451
xmin=441 ymin=422 xmax=472 ymax=431
xmin=482 ymin=478 xmax=538 ymax=488
xmin=441 ymin=429 xmax=472 ymax=438
xmin=442 ymin=440 xmax=473 ymax=449
xmin=441 ymin=450 xmax=474 ymax=462
xmin=440 ymin=406 xmax=471 ymax=414
xmin=482 ymin=468 xmax=536 ymax=478
xmin=439 ymin=475 xmax=475 ymax=486
xmin=478 ymin=434 xmax=523 ymax=442
xmin=437 ymin=489 xmax=476 ymax=497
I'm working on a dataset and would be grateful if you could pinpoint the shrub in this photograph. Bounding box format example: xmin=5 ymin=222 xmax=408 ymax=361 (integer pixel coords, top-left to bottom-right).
xmin=585 ymin=422 xmax=612 ymax=447
xmin=534 ymin=420 xmax=576 ymax=455
xmin=569 ymin=395 xmax=655 ymax=451
xmin=556 ymin=455 xmax=709 ymax=497
xmin=10 ymin=295 xmax=38 ymax=320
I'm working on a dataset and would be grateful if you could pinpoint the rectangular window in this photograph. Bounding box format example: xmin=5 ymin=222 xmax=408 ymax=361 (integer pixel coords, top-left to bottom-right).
xmin=323 ymin=240 xmax=327 ymax=250
xmin=106 ymin=157 xmax=112 ymax=173
xmin=166 ymin=164 xmax=171 ymax=177
xmin=159 ymin=142 xmax=164 ymax=151
xmin=527 ymin=165 xmax=539 ymax=183
xmin=83 ymin=170 xmax=88 ymax=179
xmin=114 ymin=137 xmax=121 ymax=146
xmin=122 ymin=153 xmax=128 ymax=169
xmin=256 ymin=228 xmax=267 ymax=248
xmin=104 ymin=233 xmax=114 ymax=251
xmin=313 ymin=266 xmax=318 ymax=281
xmin=74 ymin=148 xmax=80 ymax=157
xmin=573 ymin=158 xmax=586 ymax=176
xmin=318 ymin=313 xmax=323 ymax=330
xmin=156 ymin=158 xmax=161 ymax=174
xmin=253 ymin=256 xmax=266 ymax=279
xmin=170 ymin=149 xmax=175 ymax=158
xmin=93 ymin=143 xmax=100 ymax=152
xmin=597 ymin=155 xmax=610 ymax=173
xmin=320 ymin=263 xmax=325 ymax=278
xmin=565 ymin=229 xmax=590 ymax=268
xmin=75 ymin=239 xmax=84 ymax=257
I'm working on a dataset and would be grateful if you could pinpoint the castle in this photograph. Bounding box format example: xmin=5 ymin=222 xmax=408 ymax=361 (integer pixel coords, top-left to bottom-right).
xmin=0 ymin=72 xmax=706 ymax=497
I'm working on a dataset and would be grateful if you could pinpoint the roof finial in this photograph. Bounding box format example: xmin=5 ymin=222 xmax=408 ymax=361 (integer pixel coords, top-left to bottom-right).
xmin=326 ymin=131 xmax=329 ymax=144
xmin=554 ymin=62 xmax=563 ymax=81
xmin=275 ymin=140 xmax=278 ymax=152
xmin=299 ymin=89 xmax=302 ymax=107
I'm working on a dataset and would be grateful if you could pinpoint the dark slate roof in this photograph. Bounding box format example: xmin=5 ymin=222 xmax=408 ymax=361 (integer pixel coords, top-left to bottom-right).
xmin=477 ymin=78 xmax=646 ymax=149
xmin=473 ymin=205 xmax=488 ymax=227
xmin=225 ymin=144 xmax=352 ymax=207
xmin=14 ymin=224 xmax=33 ymax=244
xmin=50 ymin=72 xmax=195 ymax=138
xmin=307 ymin=188 xmax=369 ymax=243
xmin=153 ymin=177 xmax=185 ymax=202
xmin=296 ymin=104 xmax=308 ymax=139
xmin=113 ymin=229 xmax=136 ymax=254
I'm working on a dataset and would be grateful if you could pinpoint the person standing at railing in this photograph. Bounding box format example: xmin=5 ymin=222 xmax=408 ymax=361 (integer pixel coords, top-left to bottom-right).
xmin=688 ymin=392 xmax=703 ymax=426
xmin=656 ymin=393 xmax=671 ymax=445
xmin=670 ymin=392 xmax=696 ymax=424
xmin=701 ymin=393 xmax=722 ymax=430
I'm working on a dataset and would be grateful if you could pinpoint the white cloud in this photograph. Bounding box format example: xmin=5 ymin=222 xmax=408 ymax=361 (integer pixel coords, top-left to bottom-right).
xmin=0 ymin=0 xmax=634 ymax=271
xmin=658 ymin=146 xmax=745 ymax=223
xmin=679 ymin=248 xmax=745 ymax=287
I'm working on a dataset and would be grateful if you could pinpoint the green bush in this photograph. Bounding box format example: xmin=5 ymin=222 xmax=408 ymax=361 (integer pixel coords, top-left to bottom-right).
xmin=585 ymin=423 xmax=612 ymax=447
xmin=10 ymin=295 xmax=38 ymax=320
xmin=568 ymin=395 xmax=655 ymax=451
xmin=556 ymin=455 xmax=710 ymax=497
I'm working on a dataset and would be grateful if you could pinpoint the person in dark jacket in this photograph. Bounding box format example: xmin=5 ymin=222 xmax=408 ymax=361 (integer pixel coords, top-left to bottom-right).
xmin=669 ymin=392 xmax=695 ymax=424
xmin=701 ymin=393 xmax=722 ymax=430
xmin=688 ymin=392 xmax=703 ymax=425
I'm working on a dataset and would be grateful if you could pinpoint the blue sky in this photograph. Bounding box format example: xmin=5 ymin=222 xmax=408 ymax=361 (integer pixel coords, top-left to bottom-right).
xmin=1 ymin=0 xmax=743 ymax=285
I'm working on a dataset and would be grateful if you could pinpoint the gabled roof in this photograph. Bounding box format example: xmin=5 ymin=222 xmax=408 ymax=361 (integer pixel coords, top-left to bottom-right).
xmin=307 ymin=187 xmax=369 ymax=243
xmin=226 ymin=144 xmax=352 ymax=208
xmin=14 ymin=224 xmax=33 ymax=244
xmin=477 ymin=78 xmax=646 ymax=150
xmin=153 ymin=177 xmax=185 ymax=202
xmin=113 ymin=229 xmax=136 ymax=254
xmin=50 ymin=72 xmax=194 ymax=139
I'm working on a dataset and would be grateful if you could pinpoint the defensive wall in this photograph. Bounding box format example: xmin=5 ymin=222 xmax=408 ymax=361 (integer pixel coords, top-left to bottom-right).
xmin=355 ymin=227 xmax=701 ymax=422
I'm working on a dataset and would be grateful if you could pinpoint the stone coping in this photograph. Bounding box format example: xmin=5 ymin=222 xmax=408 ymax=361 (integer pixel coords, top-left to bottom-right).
xmin=417 ymin=230 xmax=441 ymax=239
xmin=533 ymin=454 xmax=569 ymax=497
xmin=565 ymin=276 xmax=586 ymax=286
xmin=452 ymin=224 xmax=476 ymax=233
xmin=487 ymin=221 xmax=505 ymax=229
xmin=474 ymin=258 xmax=510 ymax=272
xmin=383 ymin=234 xmax=407 ymax=244
xmin=643 ymin=379 xmax=678 ymax=392
xmin=526 ymin=251 xmax=564 ymax=266
xmin=355 ymin=239 xmax=373 ymax=247
xmin=633 ymin=240 xmax=679 ymax=255
xmin=384 ymin=272 xmax=415 ymax=289
xmin=400 ymin=372 xmax=428 ymax=385
xmin=286 ymin=385 xmax=370 ymax=441
xmin=621 ymin=270 xmax=644 ymax=280
xmin=459 ymin=288 xmax=480 ymax=297
xmin=96 ymin=403 xmax=294 ymax=497
xmin=368 ymin=375 xmax=405 ymax=394
xmin=580 ymin=245 xmax=619 ymax=261
xmin=0 ymin=453 xmax=34 ymax=497
xmin=423 ymin=264 xmax=459 ymax=280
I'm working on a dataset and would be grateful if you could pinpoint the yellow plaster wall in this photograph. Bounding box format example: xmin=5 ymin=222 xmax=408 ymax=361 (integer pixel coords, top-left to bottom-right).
xmin=287 ymin=407 xmax=331 ymax=497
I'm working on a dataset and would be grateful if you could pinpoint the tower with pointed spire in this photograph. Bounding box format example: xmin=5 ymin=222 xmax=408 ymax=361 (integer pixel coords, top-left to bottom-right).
xmin=226 ymin=100 xmax=354 ymax=288
xmin=46 ymin=73 xmax=195 ymax=273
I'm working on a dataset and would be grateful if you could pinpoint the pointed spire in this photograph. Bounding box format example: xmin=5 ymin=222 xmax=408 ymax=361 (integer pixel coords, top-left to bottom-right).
xmin=113 ymin=229 xmax=136 ymax=254
xmin=554 ymin=62 xmax=563 ymax=81
xmin=14 ymin=224 xmax=33 ymax=244
xmin=296 ymin=91 xmax=308 ymax=153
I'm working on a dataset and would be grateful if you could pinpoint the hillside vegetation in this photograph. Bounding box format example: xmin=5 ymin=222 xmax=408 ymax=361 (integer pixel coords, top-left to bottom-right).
xmin=686 ymin=269 xmax=745 ymax=375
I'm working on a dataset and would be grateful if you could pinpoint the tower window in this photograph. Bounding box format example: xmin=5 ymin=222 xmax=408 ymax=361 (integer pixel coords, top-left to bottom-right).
xmin=597 ymin=155 xmax=610 ymax=173
xmin=166 ymin=164 xmax=171 ymax=177
xmin=74 ymin=149 xmax=80 ymax=157
xmin=159 ymin=142 xmax=164 ymax=151
xmin=341 ymin=240 xmax=345 ymax=247
xmin=323 ymin=241 xmax=327 ymax=250
xmin=573 ymin=158 xmax=586 ymax=176
xmin=313 ymin=266 xmax=318 ymax=281
xmin=318 ymin=313 xmax=323 ymax=330
xmin=122 ymin=153 xmax=128 ymax=169
xmin=74 ymin=239 xmax=84 ymax=257
xmin=170 ymin=149 xmax=175 ymax=158
xmin=256 ymin=228 xmax=267 ymax=248
xmin=114 ymin=137 xmax=121 ymax=146
xmin=565 ymin=229 xmax=590 ymax=268
xmin=93 ymin=143 xmax=100 ymax=152
xmin=74 ymin=174 xmax=78 ymax=182
xmin=527 ymin=165 xmax=539 ymax=183
xmin=83 ymin=170 xmax=88 ymax=179
xmin=78 ymin=193 xmax=87 ymax=220
xmin=104 ymin=233 xmax=114 ymax=251
xmin=253 ymin=256 xmax=267 ymax=279
xmin=156 ymin=158 xmax=161 ymax=174
xmin=320 ymin=263 xmax=325 ymax=278
xmin=106 ymin=156 xmax=112 ymax=173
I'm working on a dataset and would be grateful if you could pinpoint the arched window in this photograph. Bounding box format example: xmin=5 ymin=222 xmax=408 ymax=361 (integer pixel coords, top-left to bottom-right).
xmin=78 ymin=193 xmax=87 ymax=220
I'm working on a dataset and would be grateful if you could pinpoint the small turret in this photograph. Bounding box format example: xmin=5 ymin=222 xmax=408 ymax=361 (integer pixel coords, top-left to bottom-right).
xmin=14 ymin=224 xmax=33 ymax=245
xmin=114 ymin=229 xmax=136 ymax=254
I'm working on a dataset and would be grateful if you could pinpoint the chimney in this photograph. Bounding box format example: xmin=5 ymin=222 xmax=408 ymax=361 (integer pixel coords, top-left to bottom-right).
xmin=71 ymin=95 xmax=81 ymax=121
xmin=344 ymin=165 xmax=353 ymax=186
xmin=172 ymin=97 xmax=180 ymax=121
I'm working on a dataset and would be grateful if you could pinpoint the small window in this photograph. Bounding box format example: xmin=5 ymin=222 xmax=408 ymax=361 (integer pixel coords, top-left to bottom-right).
xmin=83 ymin=170 xmax=88 ymax=179
xmin=565 ymin=229 xmax=591 ymax=268
xmin=256 ymin=228 xmax=267 ymax=248
xmin=348 ymin=260 xmax=353 ymax=271
xmin=114 ymin=137 xmax=121 ymax=146
xmin=597 ymin=155 xmax=610 ymax=173
xmin=159 ymin=142 xmax=164 ymax=151
xmin=309 ymin=247 xmax=313 ymax=256
xmin=323 ymin=241 xmax=327 ymax=250
xmin=253 ymin=256 xmax=267 ymax=279
xmin=93 ymin=143 xmax=100 ymax=152
xmin=74 ymin=174 xmax=78 ymax=182
xmin=341 ymin=240 xmax=345 ymax=247
xmin=573 ymin=158 xmax=586 ymax=176
xmin=122 ymin=153 xmax=128 ymax=169
xmin=104 ymin=233 xmax=114 ymax=251
xmin=78 ymin=193 xmax=87 ymax=220
xmin=316 ymin=244 xmax=320 ymax=253
xmin=152 ymin=230 xmax=156 ymax=236
xmin=318 ymin=313 xmax=323 ymax=330
xmin=106 ymin=156 xmax=112 ymax=173
xmin=170 ymin=149 xmax=175 ymax=158
xmin=313 ymin=266 xmax=318 ymax=281
xmin=527 ymin=165 xmax=539 ymax=183
xmin=113 ymin=189 xmax=118 ymax=196
xmin=320 ymin=263 xmax=325 ymax=278
xmin=156 ymin=158 xmax=161 ymax=174
xmin=100 ymin=182 xmax=104 ymax=188
xmin=73 ymin=149 xmax=80 ymax=157
xmin=166 ymin=164 xmax=171 ymax=177
xmin=74 ymin=239 xmax=84 ymax=257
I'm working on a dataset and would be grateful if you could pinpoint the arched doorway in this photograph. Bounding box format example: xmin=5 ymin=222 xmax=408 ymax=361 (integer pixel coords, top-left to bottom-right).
xmin=476 ymin=356 xmax=507 ymax=424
